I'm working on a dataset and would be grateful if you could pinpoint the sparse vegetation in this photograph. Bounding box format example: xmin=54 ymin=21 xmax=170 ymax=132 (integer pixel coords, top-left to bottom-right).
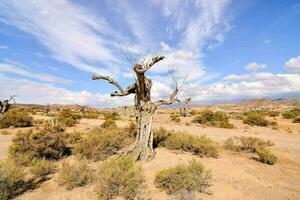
xmin=0 ymin=130 xmax=10 ymax=135
xmin=57 ymin=159 xmax=94 ymax=190
xmin=0 ymin=160 xmax=27 ymax=200
xmin=95 ymin=156 xmax=145 ymax=200
xmin=155 ymin=159 xmax=212 ymax=195
xmin=74 ymin=126 xmax=134 ymax=161
xmin=192 ymin=110 xmax=234 ymax=129
xmin=0 ymin=109 xmax=33 ymax=128
xmin=163 ymin=132 xmax=219 ymax=158
xmin=256 ymin=148 xmax=277 ymax=165
xmin=100 ymin=118 xmax=117 ymax=128
xmin=56 ymin=109 xmax=81 ymax=127
xmin=30 ymin=159 xmax=56 ymax=180
xmin=9 ymin=122 xmax=70 ymax=161
xmin=170 ymin=113 xmax=181 ymax=123
xmin=292 ymin=116 xmax=300 ymax=123
xmin=282 ymin=108 xmax=300 ymax=119
xmin=243 ymin=112 xmax=269 ymax=127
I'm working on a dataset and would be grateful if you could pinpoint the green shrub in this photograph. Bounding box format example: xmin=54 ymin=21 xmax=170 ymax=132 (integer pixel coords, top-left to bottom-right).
xmin=267 ymin=111 xmax=280 ymax=117
xmin=192 ymin=110 xmax=234 ymax=129
xmin=103 ymin=112 xmax=120 ymax=120
xmin=74 ymin=127 xmax=134 ymax=161
xmin=101 ymin=118 xmax=117 ymax=129
xmin=56 ymin=109 xmax=81 ymax=127
xmin=0 ymin=160 xmax=26 ymax=200
xmin=30 ymin=159 xmax=56 ymax=179
xmin=155 ymin=159 xmax=211 ymax=195
xmin=224 ymin=136 xmax=273 ymax=153
xmin=9 ymin=123 xmax=70 ymax=160
xmin=163 ymin=132 xmax=219 ymax=158
xmin=170 ymin=114 xmax=181 ymax=123
xmin=57 ymin=159 xmax=94 ymax=190
xmin=0 ymin=109 xmax=33 ymax=128
xmin=292 ymin=117 xmax=300 ymax=123
xmin=153 ymin=127 xmax=171 ymax=148
xmin=256 ymin=148 xmax=277 ymax=165
xmin=282 ymin=108 xmax=300 ymax=119
xmin=243 ymin=113 xmax=269 ymax=127
xmin=95 ymin=156 xmax=145 ymax=200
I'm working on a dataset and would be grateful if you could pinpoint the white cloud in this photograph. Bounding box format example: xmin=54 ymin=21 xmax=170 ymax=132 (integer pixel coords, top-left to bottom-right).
xmin=285 ymin=55 xmax=300 ymax=73
xmin=0 ymin=76 xmax=133 ymax=107
xmin=244 ymin=62 xmax=267 ymax=71
xmin=0 ymin=63 xmax=71 ymax=84
xmin=0 ymin=0 xmax=121 ymax=75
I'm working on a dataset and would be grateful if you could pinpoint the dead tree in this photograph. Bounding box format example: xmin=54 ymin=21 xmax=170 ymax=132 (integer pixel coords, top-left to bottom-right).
xmin=177 ymin=97 xmax=192 ymax=117
xmin=93 ymin=56 xmax=180 ymax=160
xmin=0 ymin=96 xmax=16 ymax=115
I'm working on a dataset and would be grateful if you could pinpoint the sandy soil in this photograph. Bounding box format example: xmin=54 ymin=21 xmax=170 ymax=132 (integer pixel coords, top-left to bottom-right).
xmin=1 ymin=112 xmax=300 ymax=200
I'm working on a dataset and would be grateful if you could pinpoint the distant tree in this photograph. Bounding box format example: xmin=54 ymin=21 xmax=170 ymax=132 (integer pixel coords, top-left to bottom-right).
xmin=93 ymin=56 xmax=180 ymax=160
xmin=177 ymin=97 xmax=192 ymax=117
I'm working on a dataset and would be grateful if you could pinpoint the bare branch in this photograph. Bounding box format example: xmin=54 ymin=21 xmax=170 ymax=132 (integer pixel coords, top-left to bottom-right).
xmin=134 ymin=56 xmax=165 ymax=73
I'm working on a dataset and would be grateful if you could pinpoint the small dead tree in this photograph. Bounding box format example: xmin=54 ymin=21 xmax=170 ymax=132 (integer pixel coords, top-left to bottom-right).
xmin=93 ymin=56 xmax=180 ymax=160
xmin=0 ymin=96 xmax=16 ymax=115
xmin=177 ymin=97 xmax=192 ymax=117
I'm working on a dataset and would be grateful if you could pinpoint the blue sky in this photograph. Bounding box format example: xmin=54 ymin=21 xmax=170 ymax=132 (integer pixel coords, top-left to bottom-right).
xmin=0 ymin=0 xmax=299 ymax=107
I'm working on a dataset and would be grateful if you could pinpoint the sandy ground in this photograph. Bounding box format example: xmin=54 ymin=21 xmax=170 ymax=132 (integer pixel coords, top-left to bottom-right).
xmin=1 ymin=113 xmax=300 ymax=200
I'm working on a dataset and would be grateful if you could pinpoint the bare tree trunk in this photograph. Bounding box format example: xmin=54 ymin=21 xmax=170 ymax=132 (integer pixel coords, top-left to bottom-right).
xmin=178 ymin=97 xmax=191 ymax=117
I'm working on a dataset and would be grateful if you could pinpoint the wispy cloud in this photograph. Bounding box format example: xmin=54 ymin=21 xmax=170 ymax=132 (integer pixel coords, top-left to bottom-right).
xmin=0 ymin=62 xmax=71 ymax=84
xmin=244 ymin=62 xmax=267 ymax=71
xmin=0 ymin=45 xmax=7 ymax=49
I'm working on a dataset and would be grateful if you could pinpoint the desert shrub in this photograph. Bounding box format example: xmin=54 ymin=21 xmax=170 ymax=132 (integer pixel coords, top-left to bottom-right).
xmin=74 ymin=127 xmax=134 ymax=161
xmin=30 ymin=159 xmax=56 ymax=180
xmin=267 ymin=111 xmax=280 ymax=117
xmin=95 ymin=156 xmax=145 ymax=200
xmin=163 ymin=132 xmax=219 ymax=158
xmin=170 ymin=113 xmax=181 ymax=123
xmin=56 ymin=109 xmax=81 ymax=127
xmin=153 ymin=127 xmax=171 ymax=148
xmin=190 ymin=110 xmax=197 ymax=116
xmin=243 ymin=113 xmax=269 ymax=127
xmin=101 ymin=118 xmax=117 ymax=129
xmin=256 ymin=148 xmax=277 ymax=165
xmin=103 ymin=112 xmax=120 ymax=120
xmin=0 ymin=160 xmax=27 ymax=200
xmin=0 ymin=109 xmax=33 ymax=128
xmin=57 ymin=159 xmax=94 ymax=190
xmin=81 ymin=110 xmax=100 ymax=119
xmin=192 ymin=110 xmax=234 ymax=129
xmin=155 ymin=159 xmax=211 ymax=195
xmin=0 ymin=130 xmax=10 ymax=135
xmin=9 ymin=123 xmax=70 ymax=160
xmin=224 ymin=136 xmax=273 ymax=153
xmin=33 ymin=119 xmax=44 ymax=125
xmin=175 ymin=190 xmax=196 ymax=200
xmin=282 ymin=108 xmax=300 ymax=119
xmin=292 ymin=117 xmax=300 ymax=123
xmin=229 ymin=112 xmax=244 ymax=120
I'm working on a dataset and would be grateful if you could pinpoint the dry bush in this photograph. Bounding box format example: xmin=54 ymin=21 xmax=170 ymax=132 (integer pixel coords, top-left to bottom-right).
xmin=229 ymin=112 xmax=244 ymax=120
xmin=163 ymin=132 xmax=219 ymax=158
xmin=155 ymin=159 xmax=212 ymax=195
xmin=242 ymin=113 xmax=269 ymax=127
xmin=256 ymin=148 xmax=277 ymax=165
xmin=95 ymin=156 xmax=145 ymax=200
xmin=9 ymin=123 xmax=70 ymax=161
xmin=0 ymin=109 xmax=33 ymax=128
xmin=224 ymin=136 xmax=273 ymax=153
xmin=190 ymin=110 xmax=197 ymax=116
xmin=57 ymin=159 xmax=94 ymax=190
xmin=192 ymin=110 xmax=234 ymax=129
xmin=33 ymin=119 xmax=44 ymax=125
xmin=175 ymin=190 xmax=196 ymax=200
xmin=224 ymin=136 xmax=277 ymax=165
xmin=30 ymin=159 xmax=56 ymax=180
xmin=292 ymin=116 xmax=300 ymax=123
xmin=0 ymin=130 xmax=10 ymax=135
xmin=103 ymin=112 xmax=120 ymax=120
xmin=153 ymin=127 xmax=171 ymax=148
xmin=100 ymin=118 xmax=117 ymax=129
xmin=267 ymin=111 xmax=280 ymax=117
xmin=74 ymin=127 xmax=134 ymax=161
xmin=170 ymin=113 xmax=181 ymax=123
xmin=282 ymin=108 xmax=300 ymax=119
xmin=56 ymin=109 xmax=81 ymax=127
xmin=81 ymin=110 xmax=101 ymax=119
xmin=0 ymin=160 xmax=27 ymax=200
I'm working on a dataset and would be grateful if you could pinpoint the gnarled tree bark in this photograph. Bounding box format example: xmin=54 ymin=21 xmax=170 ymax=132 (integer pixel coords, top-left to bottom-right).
xmin=92 ymin=56 xmax=179 ymax=160
xmin=177 ymin=97 xmax=192 ymax=117
xmin=0 ymin=96 xmax=15 ymax=115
